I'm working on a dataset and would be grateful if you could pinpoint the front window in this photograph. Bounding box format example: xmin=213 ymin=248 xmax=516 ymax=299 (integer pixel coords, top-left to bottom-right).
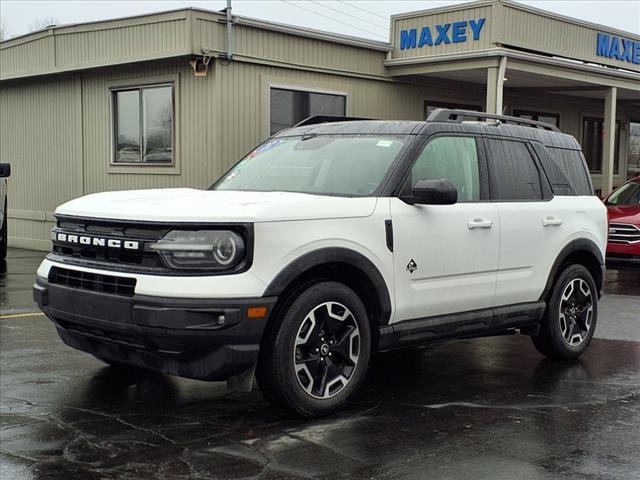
xmin=112 ymin=84 xmax=174 ymax=165
xmin=213 ymin=135 xmax=407 ymax=196
xmin=606 ymin=182 xmax=640 ymax=205
xmin=270 ymin=87 xmax=346 ymax=135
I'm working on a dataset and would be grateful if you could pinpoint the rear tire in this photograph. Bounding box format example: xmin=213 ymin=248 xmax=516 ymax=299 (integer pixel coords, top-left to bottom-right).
xmin=256 ymin=281 xmax=371 ymax=417
xmin=532 ymin=264 xmax=598 ymax=359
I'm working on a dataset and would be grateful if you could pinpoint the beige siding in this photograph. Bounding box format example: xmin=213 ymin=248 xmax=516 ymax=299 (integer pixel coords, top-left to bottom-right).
xmin=0 ymin=76 xmax=83 ymax=249
xmin=498 ymin=2 xmax=640 ymax=74
xmin=0 ymin=11 xmax=192 ymax=80
xmin=391 ymin=4 xmax=494 ymax=59
xmin=81 ymin=60 xmax=216 ymax=193
xmin=195 ymin=17 xmax=388 ymax=78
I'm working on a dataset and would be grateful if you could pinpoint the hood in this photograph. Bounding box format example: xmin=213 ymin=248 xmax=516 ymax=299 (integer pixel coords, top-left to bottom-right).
xmin=55 ymin=189 xmax=378 ymax=223
xmin=607 ymin=204 xmax=640 ymax=225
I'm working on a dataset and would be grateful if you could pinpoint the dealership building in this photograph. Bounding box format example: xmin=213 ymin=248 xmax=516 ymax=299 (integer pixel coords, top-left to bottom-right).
xmin=1 ymin=0 xmax=639 ymax=250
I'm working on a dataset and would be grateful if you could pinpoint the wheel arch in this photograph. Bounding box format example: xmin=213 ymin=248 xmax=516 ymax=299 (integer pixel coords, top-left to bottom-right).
xmin=263 ymin=247 xmax=393 ymax=348
xmin=540 ymin=239 xmax=605 ymax=301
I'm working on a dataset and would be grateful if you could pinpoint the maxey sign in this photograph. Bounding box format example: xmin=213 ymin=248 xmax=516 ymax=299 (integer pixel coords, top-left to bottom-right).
xmin=596 ymin=32 xmax=640 ymax=65
xmin=399 ymin=18 xmax=486 ymax=50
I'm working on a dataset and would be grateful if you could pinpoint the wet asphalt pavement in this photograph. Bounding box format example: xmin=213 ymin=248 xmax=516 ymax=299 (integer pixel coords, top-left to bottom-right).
xmin=1 ymin=248 xmax=639 ymax=480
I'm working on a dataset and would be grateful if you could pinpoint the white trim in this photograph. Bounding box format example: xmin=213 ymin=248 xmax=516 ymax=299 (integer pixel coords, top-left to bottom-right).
xmin=265 ymin=82 xmax=350 ymax=137
xmin=385 ymin=48 xmax=640 ymax=88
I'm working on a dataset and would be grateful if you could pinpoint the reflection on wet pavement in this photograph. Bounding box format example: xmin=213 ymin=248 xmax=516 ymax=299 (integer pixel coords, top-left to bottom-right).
xmin=1 ymin=249 xmax=639 ymax=479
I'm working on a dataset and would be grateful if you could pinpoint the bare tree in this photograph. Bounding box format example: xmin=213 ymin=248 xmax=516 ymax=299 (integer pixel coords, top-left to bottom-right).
xmin=0 ymin=20 xmax=9 ymax=41
xmin=28 ymin=17 xmax=59 ymax=32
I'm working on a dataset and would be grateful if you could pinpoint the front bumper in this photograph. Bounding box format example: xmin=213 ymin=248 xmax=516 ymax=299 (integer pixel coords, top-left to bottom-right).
xmin=33 ymin=279 xmax=277 ymax=381
xmin=607 ymin=241 xmax=640 ymax=260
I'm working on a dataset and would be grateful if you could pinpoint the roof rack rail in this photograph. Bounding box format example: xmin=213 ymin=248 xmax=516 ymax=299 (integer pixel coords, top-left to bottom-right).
xmin=426 ymin=108 xmax=560 ymax=132
xmin=294 ymin=115 xmax=372 ymax=128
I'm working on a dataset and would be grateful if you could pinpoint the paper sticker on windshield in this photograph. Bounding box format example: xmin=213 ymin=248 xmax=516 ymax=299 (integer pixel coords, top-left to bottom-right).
xmin=376 ymin=140 xmax=394 ymax=147
xmin=255 ymin=139 xmax=284 ymax=154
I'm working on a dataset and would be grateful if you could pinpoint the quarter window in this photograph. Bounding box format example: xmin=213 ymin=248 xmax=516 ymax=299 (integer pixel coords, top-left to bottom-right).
xmin=485 ymin=139 xmax=543 ymax=201
xmin=270 ymin=87 xmax=346 ymax=135
xmin=112 ymin=84 xmax=174 ymax=165
xmin=410 ymin=136 xmax=481 ymax=202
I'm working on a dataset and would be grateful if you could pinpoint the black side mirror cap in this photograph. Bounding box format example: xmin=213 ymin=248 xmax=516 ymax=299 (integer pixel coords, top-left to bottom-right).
xmin=0 ymin=163 xmax=10 ymax=178
xmin=407 ymin=179 xmax=458 ymax=205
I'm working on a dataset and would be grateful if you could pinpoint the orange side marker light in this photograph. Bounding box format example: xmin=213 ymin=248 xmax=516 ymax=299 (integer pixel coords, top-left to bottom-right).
xmin=247 ymin=306 xmax=268 ymax=319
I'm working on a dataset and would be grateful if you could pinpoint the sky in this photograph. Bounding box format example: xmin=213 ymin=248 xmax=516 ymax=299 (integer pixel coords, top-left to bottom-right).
xmin=1 ymin=0 xmax=638 ymax=42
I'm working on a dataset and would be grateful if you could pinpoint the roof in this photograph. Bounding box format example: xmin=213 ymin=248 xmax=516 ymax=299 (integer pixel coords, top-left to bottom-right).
xmin=0 ymin=7 xmax=390 ymax=82
xmin=274 ymin=118 xmax=582 ymax=150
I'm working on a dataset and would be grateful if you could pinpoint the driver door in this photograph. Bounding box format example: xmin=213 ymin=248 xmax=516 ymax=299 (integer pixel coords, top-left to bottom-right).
xmin=390 ymin=135 xmax=499 ymax=323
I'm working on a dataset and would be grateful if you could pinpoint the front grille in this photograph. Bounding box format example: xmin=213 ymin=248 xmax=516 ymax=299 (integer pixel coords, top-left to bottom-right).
xmin=608 ymin=223 xmax=640 ymax=244
xmin=52 ymin=217 xmax=169 ymax=271
xmin=49 ymin=266 xmax=137 ymax=297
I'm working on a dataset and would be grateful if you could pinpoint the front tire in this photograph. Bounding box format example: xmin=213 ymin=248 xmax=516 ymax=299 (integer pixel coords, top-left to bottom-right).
xmin=532 ymin=264 xmax=598 ymax=359
xmin=256 ymin=281 xmax=371 ymax=417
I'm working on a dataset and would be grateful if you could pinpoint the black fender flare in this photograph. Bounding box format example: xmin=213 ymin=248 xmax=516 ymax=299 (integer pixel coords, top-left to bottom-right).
xmin=539 ymin=239 xmax=605 ymax=300
xmin=263 ymin=247 xmax=392 ymax=326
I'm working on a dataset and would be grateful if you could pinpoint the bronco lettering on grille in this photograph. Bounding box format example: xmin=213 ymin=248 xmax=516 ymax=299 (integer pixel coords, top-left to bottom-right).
xmin=56 ymin=232 xmax=140 ymax=250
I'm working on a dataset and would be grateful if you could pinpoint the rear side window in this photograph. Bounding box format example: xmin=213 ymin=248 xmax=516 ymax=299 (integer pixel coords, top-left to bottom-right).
xmin=410 ymin=136 xmax=481 ymax=202
xmin=485 ymin=139 xmax=543 ymax=201
xmin=546 ymin=148 xmax=593 ymax=196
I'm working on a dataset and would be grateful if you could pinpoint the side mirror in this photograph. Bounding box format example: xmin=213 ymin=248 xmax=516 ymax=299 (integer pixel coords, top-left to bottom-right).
xmin=410 ymin=179 xmax=457 ymax=205
xmin=0 ymin=163 xmax=10 ymax=178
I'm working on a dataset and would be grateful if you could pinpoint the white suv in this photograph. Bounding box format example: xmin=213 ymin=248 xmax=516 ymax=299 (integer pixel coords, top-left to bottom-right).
xmin=34 ymin=110 xmax=607 ymax=416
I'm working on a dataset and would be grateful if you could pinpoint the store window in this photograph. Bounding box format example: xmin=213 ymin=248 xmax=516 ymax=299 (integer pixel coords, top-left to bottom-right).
xmin=424 ymin=101 xmax=482 ymax=120
xmin=112 ymin=84 xmax=174 ymax=165
xmin=270 ymin=87 xmax=346 ymax=135
xmin=581 ymin=117 xmax=620 ymax=174
xmin=514 ymin=110 xmax=560 ymax=128
xmin=628 ymin=121 xmax=640 ymax=179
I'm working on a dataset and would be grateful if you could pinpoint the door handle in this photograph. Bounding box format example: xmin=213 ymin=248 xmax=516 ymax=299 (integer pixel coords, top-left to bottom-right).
xmin=467 ymin=218 xmax=493 ymax=229
xmin=543 ymin=216 xmax=563 ymax=227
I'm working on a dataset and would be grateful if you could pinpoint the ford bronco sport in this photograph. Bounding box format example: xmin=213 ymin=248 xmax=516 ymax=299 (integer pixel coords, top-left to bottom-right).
xmin=34 ymin=110 xmax=607 ymax=417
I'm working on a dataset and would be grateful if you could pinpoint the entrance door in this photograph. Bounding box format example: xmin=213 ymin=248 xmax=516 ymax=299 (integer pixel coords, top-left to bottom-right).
xmin=390 ymin=135 xmax=499 ymax=323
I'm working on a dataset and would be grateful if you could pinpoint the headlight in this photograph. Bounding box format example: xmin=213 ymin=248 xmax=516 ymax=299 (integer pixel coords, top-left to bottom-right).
xmin=147 ymin=230 xmax=245 ymax=271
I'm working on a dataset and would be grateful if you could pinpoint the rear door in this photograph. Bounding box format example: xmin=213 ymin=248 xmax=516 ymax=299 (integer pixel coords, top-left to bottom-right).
xmin=390 ymin=134 xmax=500 ymax=323
xmin=483 ymin=137 xmax=564 ymax=306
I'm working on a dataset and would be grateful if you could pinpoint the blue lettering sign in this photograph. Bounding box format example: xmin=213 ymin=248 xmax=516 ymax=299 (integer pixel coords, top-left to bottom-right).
xmin=451 ymin=21 xmax=467 ymax=43
xmin=621 ymin=38 xmax=634 ymax=62
xmin=434 ymin=23 xmax=451 ymax=45
xmin=596 ymin=31 xmax=640 ymax=65
xmin=398 ymin=17 xmax=485 ymax=50
xmin=596 ymin=32 xmax=610 ymax=57
xmin=469 ymin=18 xmax=485 ymax=41
xmin=419 ymin=27 xmax=433 ymax=47
xmin=609 ymin=36 xmax=621 ymax=60
xmin=400 ymin=29 xmax=417 ymax=50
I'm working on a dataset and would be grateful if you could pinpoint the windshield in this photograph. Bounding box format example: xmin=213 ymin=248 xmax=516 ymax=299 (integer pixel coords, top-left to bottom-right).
xmin=607 ymin=182 xmax=640 ymax=205
xmin=212 ymin=135 xmax=407 ymax=196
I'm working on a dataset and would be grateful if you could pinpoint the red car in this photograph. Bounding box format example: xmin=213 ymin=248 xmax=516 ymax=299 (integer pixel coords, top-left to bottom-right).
xmin=604 ymin=176 xmax=640 ymax=260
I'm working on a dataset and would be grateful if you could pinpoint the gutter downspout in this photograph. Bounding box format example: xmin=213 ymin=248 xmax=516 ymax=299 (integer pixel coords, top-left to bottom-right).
xmin=225 ymin=0 xmax=233 ymax=61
